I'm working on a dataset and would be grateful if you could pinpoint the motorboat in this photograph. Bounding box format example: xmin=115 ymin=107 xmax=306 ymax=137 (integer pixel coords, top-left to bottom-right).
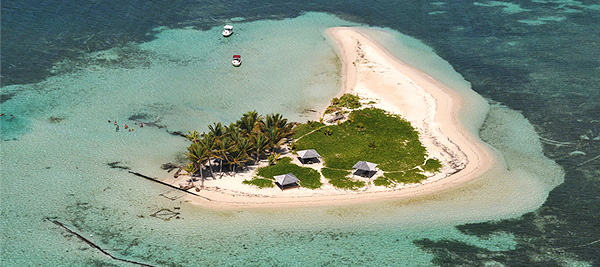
xmin=232 ymin=55 xmax=242 ymax=67
xmin=222 ymin=25 xmax=233 ymax=37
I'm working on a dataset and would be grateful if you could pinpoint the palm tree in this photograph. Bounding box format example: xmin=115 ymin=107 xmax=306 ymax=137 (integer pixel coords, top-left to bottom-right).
xmin=201 ymin=135 xmax=217 ymax=178
xmin=236 ymin=137 xmax=252 ymax=158
xmin=183 ymin=163 xmax=198 ymax=187
xmin=183 ymin=163 xmax=198 ymax=176
xmin=237 ymin=110 xmax=261 ymax=135
xmin=208 ymin=122 xmax=225 ymax=140
xmin=264 ymin=113 xmax=289 ymax=130
xmin=263 ymin=113 xmax=293 ymax=150
xmin=184 ymin=130 xmax=201 ymax=144
xmin=208 ymin=122 xmax=226 ymax=174
xmin=265 ymin=126 xmax=284 ymax=154
xmin=227 ymin=123 xmax=244 ymax=144
xmin=216 ymin=137 xmax=233 ymax=177
xmin=229 ymin=141 xmax=252 ymax=174
xmin=250 ymin=132 xmax=269 ymax=163
xmin=233 ymin=136 xmax=253 ymax=173
xmin=185 ymin=142 xmax=209 ymax=187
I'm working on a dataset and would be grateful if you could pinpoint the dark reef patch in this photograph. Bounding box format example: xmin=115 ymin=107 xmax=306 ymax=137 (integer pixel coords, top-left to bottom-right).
xmin=1 ymin=93 xmax=15 ymax=104
xmin=106 ymin=162 xmax=131 ymax=170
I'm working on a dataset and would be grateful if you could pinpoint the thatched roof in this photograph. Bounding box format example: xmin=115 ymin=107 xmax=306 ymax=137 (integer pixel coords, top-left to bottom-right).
xmin=352 ymin=161 xmax=378 ymax=171
xmin=274 ymin=173 xmax=300 ymax=186
xmin=297 ymin=149 xmax=321 ymax=159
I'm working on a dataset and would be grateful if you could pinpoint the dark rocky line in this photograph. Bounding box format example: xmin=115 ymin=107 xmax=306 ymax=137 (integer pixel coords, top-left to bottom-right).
xmin=46 ymin=218 xmax=155 ymax=267
xmin=127 ymin=171 xmax=211 ymax=201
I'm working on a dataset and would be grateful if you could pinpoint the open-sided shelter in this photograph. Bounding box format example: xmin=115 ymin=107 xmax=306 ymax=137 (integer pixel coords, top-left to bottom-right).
xmin=274 ymin=173 xmax=300 ymax=190
xmin=297 ymin=149 xmax=321 ymax=164
xmin=352 ymin=161 xmax=378 ymax=178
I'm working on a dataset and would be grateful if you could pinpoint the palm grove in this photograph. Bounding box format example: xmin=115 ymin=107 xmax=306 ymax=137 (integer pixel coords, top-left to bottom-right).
xmin=183 ymin=111 xmax=293 ymax=187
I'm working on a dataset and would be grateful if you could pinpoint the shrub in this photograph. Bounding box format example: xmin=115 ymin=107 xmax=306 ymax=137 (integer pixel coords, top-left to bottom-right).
xmin=402 ymin=170 xmax=427 ymax=183
xmin=384 ymin=170 xmax=427 ymax=184
xmin=373 ymin=177 xmax=393 ymax=187
xmin=268 ymin=153 xmax=281 ymax=165
xmin=243 ymin=178 xmax=274 ymax=188
xmin=321 ymin=168 xmax=365 ymax=190
xmin=330 ymin=94 xmax=362 ymax=109
xmin=422 ymin=158 xmax=442 ymax=173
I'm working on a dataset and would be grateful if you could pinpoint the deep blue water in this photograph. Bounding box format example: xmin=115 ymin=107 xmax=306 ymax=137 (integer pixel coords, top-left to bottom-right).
xmin=2 ymin=0 xmax=599 ymax=265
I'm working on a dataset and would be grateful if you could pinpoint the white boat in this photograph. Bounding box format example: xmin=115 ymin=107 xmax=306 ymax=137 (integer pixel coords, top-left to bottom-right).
xmin=222 ymin=25 xmax=233 ymax=37
xmin=232 ymin=55 xmax=242 ymax=67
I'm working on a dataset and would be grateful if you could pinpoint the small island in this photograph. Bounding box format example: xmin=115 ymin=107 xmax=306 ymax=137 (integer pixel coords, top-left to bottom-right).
xmin=168 ymin=96 xmax=441 ymax=190
xmin=160 ymin=27 xmax=495 ymax=207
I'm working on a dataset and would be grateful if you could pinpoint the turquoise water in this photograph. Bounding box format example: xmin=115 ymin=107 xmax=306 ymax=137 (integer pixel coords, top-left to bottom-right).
xmin=0 ymin=13 xmax=563 ymax=266
xmin=2 ymin=1 xmax=598 ymax=266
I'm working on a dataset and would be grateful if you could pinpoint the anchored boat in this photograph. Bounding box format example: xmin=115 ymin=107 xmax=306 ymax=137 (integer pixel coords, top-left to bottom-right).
xmin=232 ymin=55 xmax=242 ymax=67
xmin=222 ymin=25 xmax=233 ymax=37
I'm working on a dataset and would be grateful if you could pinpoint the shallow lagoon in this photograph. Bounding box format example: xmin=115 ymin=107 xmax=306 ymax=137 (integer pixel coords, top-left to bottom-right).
xmin=1 ymin=12 xmax=567 ymax=266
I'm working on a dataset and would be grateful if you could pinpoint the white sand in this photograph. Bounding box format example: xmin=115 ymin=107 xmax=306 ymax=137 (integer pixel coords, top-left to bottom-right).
xmin=161 ymin=27 xmax=500 ymax=209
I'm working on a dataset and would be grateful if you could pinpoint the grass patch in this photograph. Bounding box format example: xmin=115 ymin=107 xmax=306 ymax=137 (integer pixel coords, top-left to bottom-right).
xmin=321 ymin=168 xmax=349 ymax=179
xmin=292 ymin=121 xmax=325 ymax=139
xmin=242 ymin=177 xmax=274 ymax=188
xmin=321 ymin=168 xmax=365 ymax=190
xmin=383 ymin=172 xmax=404 ymax=183
xmin=384 ymin=170 xmax=427 ymax=184
xmin=373 ymin=176 xmax=393 ymax=187
xmin=257 ymin=157 xmax=322 ymax=189
xmin=422 ymin=158 xmax=442 ymax=173
xmin=295 ymin=108 xmax=428 ymax=171
xmin=403 ymin=170 xmax=427 ymax=183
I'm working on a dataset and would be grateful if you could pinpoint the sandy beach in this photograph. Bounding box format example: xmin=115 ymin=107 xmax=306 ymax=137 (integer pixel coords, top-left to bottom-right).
xmin=161 ymin=27 xmax=501 ymax=208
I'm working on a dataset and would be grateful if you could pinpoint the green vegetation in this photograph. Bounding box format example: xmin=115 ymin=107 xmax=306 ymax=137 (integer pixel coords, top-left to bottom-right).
xmin=267 ymin=153 xmax=281 ymax=166
xmin=183 ymin=111 xmax=293 ymax=186
xmin=295 ymin=108 xmax=427 ymax=171
xmin=325 ymin=94 xmax=362 ymax=114
xmin=242 ymin=177 xmax=275 ymax=188
xmin=373 ymin=176 xmax=394 ymax=187
xmin=422 ymin=158 xmax=442 ymax=173
xmin=181 ymin=105 xmax=441 ymax=191
xmin=321 ymin=168 xmax=364 ymax=190
xmin=382 ymin=170 xmax=427 ymax=184
xmin=292 ymin=121 xmax=325 ymax=139
xmin=256 ymin=158 xmax=322 ymax=189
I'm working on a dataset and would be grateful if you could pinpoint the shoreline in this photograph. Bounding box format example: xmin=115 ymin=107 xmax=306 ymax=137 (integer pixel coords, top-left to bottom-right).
xmin=160 ymin=27 xmax=502 ymax=209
